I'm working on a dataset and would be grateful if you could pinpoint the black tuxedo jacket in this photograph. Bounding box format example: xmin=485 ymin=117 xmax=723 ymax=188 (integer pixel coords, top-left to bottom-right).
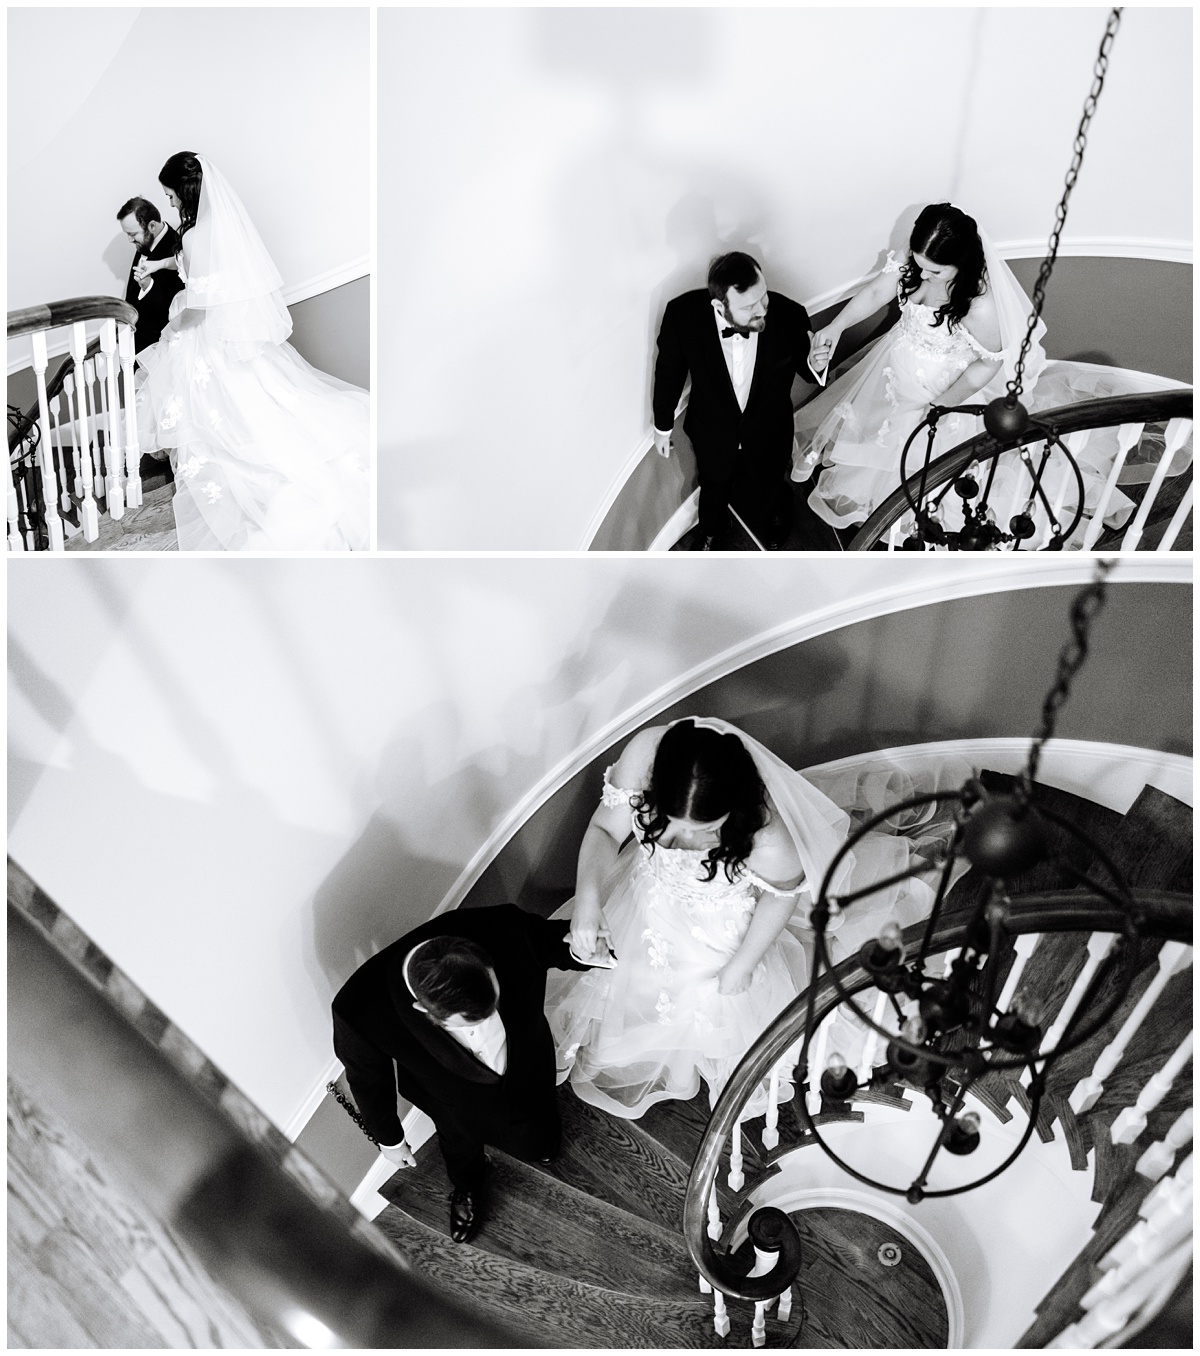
xmin=124 ymin=224 xmax=184 ymax=352
xmin=652 ymin=289 xmax=815 ymax=461
xmin=332 ymin=904 xmax=588 ymax=1147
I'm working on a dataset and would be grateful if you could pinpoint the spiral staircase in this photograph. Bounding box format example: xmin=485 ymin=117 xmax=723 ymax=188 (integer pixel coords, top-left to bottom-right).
xmin=372 ymin=772 xmax=1192 ymax=1348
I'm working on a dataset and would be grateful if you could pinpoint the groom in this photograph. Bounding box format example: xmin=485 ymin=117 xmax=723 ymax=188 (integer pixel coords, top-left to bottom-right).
xmin=653 ymin=252 xmax=819 ymax=550
xmin=332 ymin=903 xmax=612 ymax=1243
xmin=117 ymin=196 xmax=183 ymax=352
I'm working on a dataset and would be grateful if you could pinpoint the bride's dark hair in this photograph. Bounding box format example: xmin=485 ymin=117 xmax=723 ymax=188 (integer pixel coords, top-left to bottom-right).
xmin=899 ymin=203 xmax=986 ymax=331
xmin=159 ymin=152 xmax=203 ymax=236
xmin=634 ymin=720 xmax=767 ymax=882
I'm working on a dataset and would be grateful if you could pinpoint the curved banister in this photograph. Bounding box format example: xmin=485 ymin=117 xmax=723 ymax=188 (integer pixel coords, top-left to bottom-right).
xmin=684 ymin=889 xmax=1190 ymax=1299
xmin=7 ymin=295 xmax=138 ymax=339
xmin=847 ymin=388 xmax=1194 ymax=550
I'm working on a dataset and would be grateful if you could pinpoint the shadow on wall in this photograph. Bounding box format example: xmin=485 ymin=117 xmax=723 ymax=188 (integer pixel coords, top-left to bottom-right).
xmin=303 ymin=568 xmax=816 ymax=989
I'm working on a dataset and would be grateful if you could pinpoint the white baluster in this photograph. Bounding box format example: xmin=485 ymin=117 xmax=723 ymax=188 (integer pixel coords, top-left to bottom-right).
xmin=1049 ymin=1237 xmax=1192 ymax=1348
xmin=67 ymin=325 xmax=99 ymax=540
xmin=1022 ymin=933 xmax=1116 ymax=1086
xmin=856 ymin=990 xmax=889 ymax=1084
xmin=749 ymin=1241 xmax=780 ymax=1347
xmin=1156 ymin=480 xmax=1192 ymax=552
xmin=729 ymin=1121 xmax=744 ymax=1192
xmin=762 ymin=1061 xmax=782 ymax=1151
xmin=712 ymin=1289 xmax=730 ymax=1338
xmin=1121 ymin=418 xmax=1192 ymax=551
xmin=707 ymin=1186 xmax=721 ymax=1241
xmin=7 ymin=447 xmax=26 ymax=551
xmin=1080 ymin=422 xmax=1143 ymax=549
xmin=1070 ymin=944 xmax=1192 ymax=1113
xmin=997 ymin=933 xmax=1040 ymax=1014
xmin=807 ymin=1016 xmax=830 ymax=1116
xmin=49 ymin=394 xmax=72 ymax=514
xmin=118 ymin=323 xmax=143 ymax=508
xmin=29 ymin=331 xmax=66 ymax=551
xmin=1096 ymin=1174 xmax=1192 ymax=1279
xmin=1141 ymin=1151 xmax=1192 ymax=1215
xmin=1137 ymin=1108 xmax=1194 ymax=1181
xmin=941 ymin=948 xmax=961 ymax=979
xmin=1111 ymin=1032 xmax=1194 ymax=1144
xmin=99 ymin=320 xmax=125 ymax=518
xmin=887 ymin=520 xmax=900 ymax=552
xmin=752 ymin=1299 xmax=768 ymax=1347
xmin=81 ymin=358 xmax=106 ymax=504
xmin=777 ymin=1285 xmax=793 ymax=1322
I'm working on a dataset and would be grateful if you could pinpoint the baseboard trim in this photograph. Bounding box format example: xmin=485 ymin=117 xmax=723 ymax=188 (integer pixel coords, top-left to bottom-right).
xmin=284 ymin=1053 xmax=344 ymax=1142
xmin=282 ymin=256 xmax=370 ymax=306
xmin=349 ymin=1106 xmax=437 ymax=1221
xmin=428 ymin=559 xmax=1189 ymax=922
xmin=648 ymin=488 xmax=699 ymax=552
xmin=7 ymin=259 xmax=371 ymax=375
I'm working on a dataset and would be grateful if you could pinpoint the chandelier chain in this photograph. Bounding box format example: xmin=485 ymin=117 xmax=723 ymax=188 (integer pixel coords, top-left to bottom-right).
xmin=1007 ymin=7 xmax=1123 ymax=403
xmin=1023 ymin=558 xmax=1116 ymax=791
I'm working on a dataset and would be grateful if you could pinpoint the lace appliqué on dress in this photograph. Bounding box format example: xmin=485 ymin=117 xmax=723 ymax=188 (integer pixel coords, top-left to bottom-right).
xmin=601 ymin=764 xmax=638 ymax=809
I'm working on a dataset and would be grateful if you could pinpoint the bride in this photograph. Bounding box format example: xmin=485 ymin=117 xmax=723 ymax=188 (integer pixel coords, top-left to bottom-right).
xmin=793 ymin=203 xmax=1190 ymax=540
xmin=544 ymin=718 xmax=937 ymax=1121
xmin=135 ymin=152 xmax=369 ymax=551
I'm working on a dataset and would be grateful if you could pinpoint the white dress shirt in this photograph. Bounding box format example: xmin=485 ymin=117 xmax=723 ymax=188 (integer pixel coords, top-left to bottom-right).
xmin=711 ymin=299 xmax=759 ymax=412
xmin=442 ymin=1010 xmax=509 ymax=1075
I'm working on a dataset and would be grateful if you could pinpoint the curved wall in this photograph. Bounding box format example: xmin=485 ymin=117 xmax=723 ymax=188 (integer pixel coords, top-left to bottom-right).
xmin=462 ymin=580 xmax=1192 ymax=918
xmin=6 ymin=559 xmax=1188 ymax=1135
xmin=378 ymin=6 xmax=1192 ymax=549
xmin=590 ymin=254 xmax=1194 ymax=551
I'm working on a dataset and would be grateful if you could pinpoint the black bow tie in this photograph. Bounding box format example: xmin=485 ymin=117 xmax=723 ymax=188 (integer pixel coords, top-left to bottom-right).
xmin=722 ymin=326 xmax=753 ymax=339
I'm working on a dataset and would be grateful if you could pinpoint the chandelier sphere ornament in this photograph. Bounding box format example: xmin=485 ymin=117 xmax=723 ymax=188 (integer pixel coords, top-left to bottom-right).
xmin=794 ymin=560 xmax=1145 ymax=1203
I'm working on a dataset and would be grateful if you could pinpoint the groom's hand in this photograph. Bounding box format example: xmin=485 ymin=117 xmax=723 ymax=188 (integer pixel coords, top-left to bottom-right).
xmin=653 ymin=429 xmax=672 ymax=459
xmin=379 ymin=1140 xmax=418 ymax=1169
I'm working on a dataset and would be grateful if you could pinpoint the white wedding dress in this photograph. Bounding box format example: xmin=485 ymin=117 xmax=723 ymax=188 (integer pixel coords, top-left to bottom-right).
xmin=545 ymin=719 xmax=952 ymax=1122
xmin=793 ymin=236 xmax=1191 ymax=541
xmin=136 ymin=157 xmax=369 ymax=551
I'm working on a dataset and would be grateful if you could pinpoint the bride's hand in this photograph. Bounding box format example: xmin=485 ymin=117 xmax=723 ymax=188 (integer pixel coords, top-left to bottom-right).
xmin=717 ymin=965 xmax=752 ymax=996
xmin=807 ymin=326 xmax=838 ymax=373
xmin=569 ymin=908 xmax=602 ymax=960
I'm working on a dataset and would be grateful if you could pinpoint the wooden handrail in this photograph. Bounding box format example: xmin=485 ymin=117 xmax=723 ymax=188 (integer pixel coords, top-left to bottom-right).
xmin=848 ymin=388 xmax=1194 ymax=550
xmin=7 ymin=296 xmax=138 ymax=339
xmin=683 ymin=889 xmax=1190 ymax=1300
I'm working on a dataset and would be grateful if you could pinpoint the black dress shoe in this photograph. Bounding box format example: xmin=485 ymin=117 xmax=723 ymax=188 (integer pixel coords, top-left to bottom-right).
xmin=449 ymin=1186 xmax=483 ymax=1243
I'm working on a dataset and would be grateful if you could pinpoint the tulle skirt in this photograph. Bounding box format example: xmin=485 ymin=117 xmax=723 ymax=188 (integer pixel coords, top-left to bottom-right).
xmin=136 ymin=314 xmax=369 ymax=552
xmin=794 ymin=338 xmax=1191 ymax=542
xmin=546 ymin=757 xmax=972 ymax=1123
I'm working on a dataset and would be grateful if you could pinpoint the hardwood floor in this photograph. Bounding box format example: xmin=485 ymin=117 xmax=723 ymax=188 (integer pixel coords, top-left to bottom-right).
xmin=7 ymin=1074 xmax=287 ymax=1349
xmin=789 ymin=1207 xmax=948 ymax=1348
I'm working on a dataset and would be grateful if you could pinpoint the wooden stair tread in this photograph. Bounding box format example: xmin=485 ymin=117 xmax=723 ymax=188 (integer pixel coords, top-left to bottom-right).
xmin=382 ymin=1140 xmax=700 ymax=1299
xmin=373 ymin=1205 xmax=735 ymax=1348
xmin=545 ymin=1084 xmax=693 ymax=1230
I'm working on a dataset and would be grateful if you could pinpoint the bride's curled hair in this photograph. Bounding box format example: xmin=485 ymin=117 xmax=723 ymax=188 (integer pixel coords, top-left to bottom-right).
xmin=634 ymin=721 xmax=767 ymax=882
xmin=159 ymin=151 xmax=203 ymax=236
xmin=900 ymin=203 xmax=986 ymax=331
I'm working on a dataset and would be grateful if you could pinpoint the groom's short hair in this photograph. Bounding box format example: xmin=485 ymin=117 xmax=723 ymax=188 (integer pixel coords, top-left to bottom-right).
xmin=117 ymin=197 xmax=161 ymax=230
xmin=708 ymin=252 xmax=762 ymax=303
xmin=407 ymin=936 xmax=497 ymax=1022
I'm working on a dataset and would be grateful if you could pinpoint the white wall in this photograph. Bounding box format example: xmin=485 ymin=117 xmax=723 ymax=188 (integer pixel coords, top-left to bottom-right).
xmin=378 ymin=6 xmax=1192 ymax=548
xmin=6 ymin=556 xmax=1185 ymax=1135
xmin=7 ymin=7 xmax=368 ymax=317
